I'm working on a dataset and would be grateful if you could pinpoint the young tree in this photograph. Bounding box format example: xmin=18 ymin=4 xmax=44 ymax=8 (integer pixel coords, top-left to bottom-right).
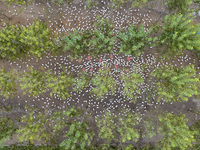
xmin=117 ymin=24 xmax=157 ymax=56
xmin=151 ymin=64 xmax=199 ymax=102
xmin=46 ymin=71 xmax=75 ymax=100
xmin=91 ymin=66 xmax=117 ymax=99
xmin=16 ymin=106 xmax=52 ymax=144
xmin=120 ymin=69 xmax=144 ymax=103
xmin=74 ymin=71 xmax=91 ymax=92
xmin=96 ymin=111 xmax=116 ymax=146
xmin=0 ymin=116 xmax=16 ymax=149
xmin=1 ymin=0 xmax=28 ymax=6
xmin=49 ymin=106 xmax=81 ymax=138
xmin=60 ymin=119 xmax=94 ymax=150
xmin=49 ymin=106 xmax=94 ymax=150
xmin=0 ymin=25 xmax=23 ymax=59
xmin=0 ymin=20 xmax=55 ymax=60
xmin=157 ymin=112 xmax=196 ymax=150
xmin=164 ymin=0 xmax=193 ymax=14
xmin=63 ymin=16 xmax=115 ymax=58
xmin=0 ymin=67 xmax=17 ymax=99
xmin=156 ymin=13 xmax=200 ymax=58
xmin=117 ymin=112 xmax=140 ymax=149
xmin=190 ymin=120 xmax=200 ymax=149
xmin=19 ymin=67 xmax=48 ymax=97
xmin=96 ymin=110 xmax=140 ymax=149
xmin=20 ymin=20 xmax=55 ymax=58
xmin=63 ymin=29 xmax=93 ymax=59
xmin=89 ymin=16 xmax=116 ymax=56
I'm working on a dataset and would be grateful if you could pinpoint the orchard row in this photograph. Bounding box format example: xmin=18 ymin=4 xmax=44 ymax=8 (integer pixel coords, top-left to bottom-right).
xmin=0 ymin=13 xmax=199 ymax=60
xmin=1 ymin=104 xmax=199 ymax=150
xmin=0 ymin=62 xmax=199 ymax=103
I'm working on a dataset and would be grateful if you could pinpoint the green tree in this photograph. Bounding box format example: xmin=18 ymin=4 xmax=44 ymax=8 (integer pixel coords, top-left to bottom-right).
xmin=96 ymin=111 xmax=116 ymax=146
xmin=0 ymin=25 xmax=23 ymax=59
xmin=60 ymin=120 xmax=94 ymax=150
xmin=63 ymin=29 xmax=92 ymax=59
xmin=157 ymin=112 xmax=196 ymax=150
xmin=19 ymin=67 xmax=48 ymax=97
xmin=63 ymin=16 xmax=115 ymax=58
xmin=157 ymin=13 xmax=200 ymax=58
xmin=0 ymin=116 xmax=16 ymax=149
xmin=20 ymin=20 xmax=55 ymax=58
xmin=91 ymin=66 xmax=117 ymax=99
xmin=117 ymin=24 xmax=157 ymax=56
xmin=1 ymin=0 xmax=28 ymax=6
xmin=0 ymin=21 xmax=55 ymax=60
xmin=0 ymin=67 xmax=17 ymax=99
xmin=16 ymin=106 xmax=52 ymax=144
xmin=90 ymin=17 xmax=116 ymax=56
xmin=74 ymin=71 xmax=91 ymax=92
xmin=120 ymin=69 xmax=144 ymax=103
xmin=165 ymin=0 xmax=193 ymax=14
xmin=49 ymin=106 xmax=81 ymax=138
xmin=151 ymin=64 xmax=199 ymax=102
xmin=190 ymin=120 xmax=200 ymax=149
xmin=49 ymin=106 xmax=94 ymax=150
xmin=96 ymin=110 xmax=140 ymax=148
xmin=117 ymin=112 xmax=140 ymax=149
xmin=46 ymin=71 xmax=75 ymax=99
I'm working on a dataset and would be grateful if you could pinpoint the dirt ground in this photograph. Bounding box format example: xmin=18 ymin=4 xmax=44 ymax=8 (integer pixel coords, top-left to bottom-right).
xmin=0 ymin=0 xmax=200 ymax=147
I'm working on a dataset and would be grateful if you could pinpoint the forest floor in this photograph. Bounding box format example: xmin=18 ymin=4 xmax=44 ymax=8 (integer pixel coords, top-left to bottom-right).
xmin=0 ymin=1 xmax=200 ymax=147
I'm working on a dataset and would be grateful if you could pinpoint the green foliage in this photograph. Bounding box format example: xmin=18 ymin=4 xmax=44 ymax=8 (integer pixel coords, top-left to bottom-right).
xmin=157 ymin=112 xmax=196 ymax=150
xmin=46 ymin=71 xmax=75 ymax=99
xmin=143 ymin=118 xmax=156 ymax=139
xmin=158 ymin=13 xmax=200 ymax=58
xmin=90 ymin=17 xmax=115 ymax=55
xmin=1 ymin=66 xmax=75 ymax=99
xmin=60 ymin=121 xmax=94 ymax=150
xmin=0 ymin=21 xmax=54 ymax=60
xmin=0 ymin=116 xmax=16 ymax=149
xmin=91 ymin=66 xmax=117 ymax=99
xmin=165 ymin=0 xmax=193 ymax=14
xmin=85 ymin=0 xmax=99 ymax=9
xmin=63 ymin=29 xmax=92 ymax=58
xmin=130 ymin=0 xmax=147 ymax=8
xmin=0 ymin=25 xmax=23 ymax=59
xmin=63 ymin=16 xmax=115 ymax=58
xmin=96 ymin=112 xmax=116 ymax=144
xmin=118 ymin=24 xmax=157 ymax=56
xmin=49 ymin=106 xmax=82 ymax=137
xmin=120 ymin=69 xmax=144 ymax=103
xmin=19 ymin=67 xmax=48 ymax=97
xmin=16 ymin=107 xmax=51 ymax=144
xmin=85 ymin=0 xmax=147 ymax=10
xmin=96 ymin=111 xmax=140 ymax=149
xmin=74 ymin=71 xmax=91 ymax=92
xmin=190 ymin=120 xmax=200 ymax=147
xmin=50 ymin=107 xmax=94 ymax=150
xmin=0 ymin=67 xmax=17 ymax=99
xmin=1 ymin=0 xmax=28 ymax=6
xmin=151 ymin=64 xmax=199 ymax=102
xmin=20 ymin=21 xmax=54 ymax=58
xmin=117 ymin=112 xmax=140 ymax=143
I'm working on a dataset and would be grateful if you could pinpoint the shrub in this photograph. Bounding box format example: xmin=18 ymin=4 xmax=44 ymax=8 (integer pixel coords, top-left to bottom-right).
xmin=117 ymin=24 xmax=157 ymax=56
xmin=151 ymin=64 xmax=199 ymax=102
xmin=0 ymin=67 xmax=17 ymax=99
xmin=157 ymin=13 xmax=200 ymax=58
